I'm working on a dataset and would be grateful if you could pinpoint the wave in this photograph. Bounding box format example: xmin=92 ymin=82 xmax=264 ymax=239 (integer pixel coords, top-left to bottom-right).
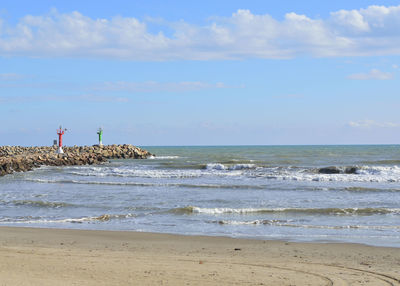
xmin=58 ymin=213 xmax=135 ymax=223
xmin=344 ymin=187 xmax=400 ymax=192
xmin=171 ymin=206 xmax=400 ymax=216
xmin=36 ymin=161 xmax=400 ymax=183
xmin=255 ymin=165 xmax=400 ymax=183
xmin=357 ymin=165 xmax=400 ymax=174
xmin=28 ymin=178 xmax=160 ymax=186
xmin=80 ymin=164 xmax=400 ymax=182
xmin=212 ymin=220 xmax=400 ymax=230
xmin=0 ymin=216 xmax=42 ymax=223
xmin=360 ymin=160 xmax=400 ymax=165
xmin=67 ymin=168 xmax=206 ymax=178
xmin=206 ymin=163 xmax=257 ymax=170
xmin=0 ymin=213 xmax=135 ymax=224
xmin=66 ymin=163 xmax=259 ymax=178
xmin=148 ymin=155 xmax=180 ymax=160
xmin=214 ymin=219 xmax=289 ymax=225
xmin=26 ymin=178 xmax=268 ymax=190
xmin=12 ymin=200 xmax=73 ymax=208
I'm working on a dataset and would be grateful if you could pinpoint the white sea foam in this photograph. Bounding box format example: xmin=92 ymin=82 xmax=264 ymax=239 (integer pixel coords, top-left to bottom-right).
xmin=276 ymin=173 xmax=400 ymax=183
xmin=255 ymin=165 xmax=400 ymax=183
xmin=27 ymin=178 xmax=262 ymax=189
xmin=36 ymin=162 xmax=400 ymax=183
xmin=177 ymin=206 xmax=400 ymax=215
xmin=148 ymin=155 xmax=180 ymax=160
xmin=68 ymin=168 xmax=205 ymax=178
xmin=67 ymin=165 xmax=247 ymax=179
xmin=206 ymin=163 xmax=256 ymax=170
xmin=0 ymin=213 xmax=135 ymax=224
xmin=66 ymin=163 xmax=400 ymax=183
xmin=192 ymin=207 xmax=267 ymax=214
xmin=215 ymin=220 xmax=400 ymax=230
xmin=206 ymin=163 xmax=226 ymax=170
xmin=357 ymin=165 xmax=400 ymax=175
xmin=216 ymin=219 xmax=287 ymax=225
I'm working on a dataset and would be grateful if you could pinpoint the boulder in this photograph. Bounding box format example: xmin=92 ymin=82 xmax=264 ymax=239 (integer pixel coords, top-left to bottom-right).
xmin=318 ymin=166 xmax=358 ymax=174
xmin=345 ymin=167 xmax=358 ymax=174
xmin=318 ymin=167 xmax=341 ymax=174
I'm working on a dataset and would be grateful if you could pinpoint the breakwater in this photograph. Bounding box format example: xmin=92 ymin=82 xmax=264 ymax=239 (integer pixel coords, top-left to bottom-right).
xmin=0 ymin=144 xmax=152 ymax=177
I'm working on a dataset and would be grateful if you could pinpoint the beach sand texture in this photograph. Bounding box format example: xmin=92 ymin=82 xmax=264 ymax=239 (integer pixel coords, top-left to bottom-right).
xmin=0 ymin=227 xmax=399 ymax=285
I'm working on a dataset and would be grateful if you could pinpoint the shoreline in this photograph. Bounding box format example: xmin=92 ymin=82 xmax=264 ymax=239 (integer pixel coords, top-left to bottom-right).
xmin=1 ymin=223 xmax=398 ymax=249
xmin=1 ymin=226 xmax=399 ymax=285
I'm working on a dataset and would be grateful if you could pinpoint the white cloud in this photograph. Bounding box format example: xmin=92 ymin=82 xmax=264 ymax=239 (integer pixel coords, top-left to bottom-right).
xmin=347 ymin=69 xmax=393 ymax=80
xmin=330 ymin=9 xmax=370 ymax=33
xmin=393 ymin=64 xmax=399 ymax=69
xmin=0 ymin=5 xmax=400 ymax=60
xmin=348 ymin=120 xmax=400 ymax=128
xmin=92 ymin=81 xmax=236 ymax=92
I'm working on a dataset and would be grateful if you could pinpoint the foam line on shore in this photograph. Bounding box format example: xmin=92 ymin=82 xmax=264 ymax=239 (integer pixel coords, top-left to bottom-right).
xmin=171 ymin=206 xmax=400 ymax=215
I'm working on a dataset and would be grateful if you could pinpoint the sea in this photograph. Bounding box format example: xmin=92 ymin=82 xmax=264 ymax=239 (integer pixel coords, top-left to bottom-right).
xmin=1 ymin=145 xmax=399 ymax=247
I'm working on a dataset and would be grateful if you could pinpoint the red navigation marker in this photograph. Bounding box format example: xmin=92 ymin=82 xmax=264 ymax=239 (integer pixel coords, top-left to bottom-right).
xmin=56 ymin=125 xmax=67 ymax=154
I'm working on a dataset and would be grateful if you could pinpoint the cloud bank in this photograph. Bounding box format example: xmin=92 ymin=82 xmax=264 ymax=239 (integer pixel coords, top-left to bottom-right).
xmin=1 ymin=5 xmax=400 ymax=60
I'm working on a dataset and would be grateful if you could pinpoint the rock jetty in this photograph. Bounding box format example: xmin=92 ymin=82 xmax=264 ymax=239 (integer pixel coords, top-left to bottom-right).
xmin=0 ymin=144 xmax=152 ymax=177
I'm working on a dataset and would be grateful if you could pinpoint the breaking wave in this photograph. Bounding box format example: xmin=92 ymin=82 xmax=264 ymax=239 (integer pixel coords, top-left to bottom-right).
xmin=0 ymin=213 xmax=135 ymax=224
xmin=25 ymin=178 xmax=267 ymax=190
xmin=67 ymin=167 xmax=206 ymax=178
xmin=255 ymin=165 xmax=400 ymax=183
xmin=58 ymin=164 xmax=400 ymax=183
xmin=206 ymin=163 xmax=257 ymax=170
xmin=171 ymin=206 xmax=399 ymax=216
xmin=56 ymin=213 xmax=135 ymax=223
xmin=148 ymin=155 xmax=180 ymax=160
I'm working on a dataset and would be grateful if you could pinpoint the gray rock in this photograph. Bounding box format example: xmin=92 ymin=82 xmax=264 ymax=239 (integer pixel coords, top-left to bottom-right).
xmin=318 ymin=167 xmax=341 ymax=174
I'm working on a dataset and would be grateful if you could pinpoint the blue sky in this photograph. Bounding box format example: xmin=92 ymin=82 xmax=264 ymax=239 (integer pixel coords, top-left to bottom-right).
xmin=0 ymin=1 xmax=399 ymax=146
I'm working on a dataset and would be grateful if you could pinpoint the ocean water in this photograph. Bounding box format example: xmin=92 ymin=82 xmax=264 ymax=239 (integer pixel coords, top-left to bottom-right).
xmin=1 ymin=145 xmax=400 ymax=247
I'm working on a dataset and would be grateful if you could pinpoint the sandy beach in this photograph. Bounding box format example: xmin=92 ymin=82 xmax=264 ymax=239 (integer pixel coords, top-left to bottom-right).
xmin=0 ymin=227 xmax=399 ymax=285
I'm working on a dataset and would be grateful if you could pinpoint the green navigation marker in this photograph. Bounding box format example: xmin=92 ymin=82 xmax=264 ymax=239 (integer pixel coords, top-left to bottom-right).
xmin=97 ymin=127 xmax=103 ymax=146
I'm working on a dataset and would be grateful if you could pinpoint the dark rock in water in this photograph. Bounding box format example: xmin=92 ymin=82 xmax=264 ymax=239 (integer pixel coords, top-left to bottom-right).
xmin=318 ymin=166 xmax=358 ymax=174
xmin=318 ymin=167 xmax=341 ymax=174
xmin=345 ymin=167 xmax=358 ymax=174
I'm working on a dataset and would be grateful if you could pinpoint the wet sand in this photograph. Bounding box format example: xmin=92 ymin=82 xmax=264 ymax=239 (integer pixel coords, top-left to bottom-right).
xmin=0 ymin=226 xmax=399 ymax=285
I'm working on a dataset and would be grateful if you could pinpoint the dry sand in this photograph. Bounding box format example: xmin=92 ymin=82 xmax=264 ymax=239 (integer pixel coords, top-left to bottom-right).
xmin=0 ymin=227 xmax=399 ymax=285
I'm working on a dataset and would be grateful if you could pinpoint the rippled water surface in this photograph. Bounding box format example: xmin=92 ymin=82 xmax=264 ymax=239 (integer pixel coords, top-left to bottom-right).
xmin=1 ymin=145 xmax=399 ymax=247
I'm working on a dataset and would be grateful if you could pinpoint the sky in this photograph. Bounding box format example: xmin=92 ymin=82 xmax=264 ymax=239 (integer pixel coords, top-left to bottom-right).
xmin=0 ymin=0 xmax=400 ymax=146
